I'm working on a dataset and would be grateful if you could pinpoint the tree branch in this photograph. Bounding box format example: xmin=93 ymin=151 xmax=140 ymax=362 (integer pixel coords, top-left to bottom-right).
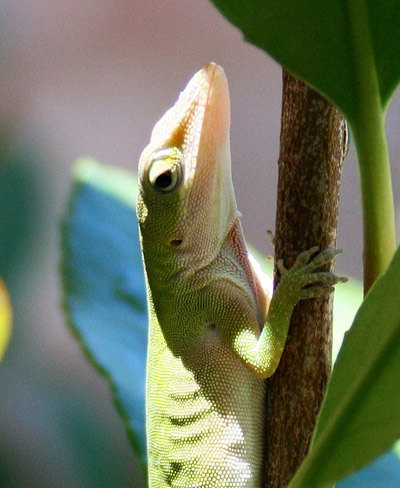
xmin=263 ymin=71 xmax=347 ymax=487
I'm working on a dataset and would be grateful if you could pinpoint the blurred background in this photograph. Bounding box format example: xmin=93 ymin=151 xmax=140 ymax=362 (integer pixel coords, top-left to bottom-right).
xmin=0 ymin=1 xmax=399 ymax=487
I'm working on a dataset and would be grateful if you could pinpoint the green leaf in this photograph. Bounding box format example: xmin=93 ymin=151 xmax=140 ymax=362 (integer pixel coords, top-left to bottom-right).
xmin=209 ymin=0 xmax=400 ymax=123
xmin=289 ymin=244 xmax=400 ymax=488
xmin=61 ymin=158 xmax=148 ymax=477
xmin=209 ymin=1 xmax=398 ymax=288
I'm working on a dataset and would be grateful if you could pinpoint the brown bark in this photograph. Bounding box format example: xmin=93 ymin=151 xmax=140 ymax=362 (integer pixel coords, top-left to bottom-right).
xmin=263 ymin=71 xmax=347 ymax=488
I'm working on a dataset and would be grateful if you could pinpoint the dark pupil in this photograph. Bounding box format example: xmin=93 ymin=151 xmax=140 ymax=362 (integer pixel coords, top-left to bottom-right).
xmin=155 ymin=171 xmax=173 ymax=189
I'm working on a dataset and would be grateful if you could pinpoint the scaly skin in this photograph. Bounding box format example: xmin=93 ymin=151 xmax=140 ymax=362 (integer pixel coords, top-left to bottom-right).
xmin=136 ymin=63 xmax=345 ymax=488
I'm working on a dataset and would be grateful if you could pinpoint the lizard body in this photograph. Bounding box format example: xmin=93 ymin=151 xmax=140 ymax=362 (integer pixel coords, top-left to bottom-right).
xmin=136 ymin=63 xmax=344 ymax=488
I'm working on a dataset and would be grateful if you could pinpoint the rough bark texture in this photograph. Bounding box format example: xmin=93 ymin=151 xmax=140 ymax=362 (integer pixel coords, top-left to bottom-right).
xmin=263 ymin=71 xmax=347 ymax=488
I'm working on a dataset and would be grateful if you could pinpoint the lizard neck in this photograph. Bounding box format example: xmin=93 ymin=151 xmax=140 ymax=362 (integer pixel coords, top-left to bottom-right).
xmin=142 ymin=216 xmax=266 ymax=357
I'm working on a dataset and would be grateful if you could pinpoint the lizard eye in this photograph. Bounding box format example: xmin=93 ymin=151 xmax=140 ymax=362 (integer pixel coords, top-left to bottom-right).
xmin=148 ymin=148 xmax=182 ymax=193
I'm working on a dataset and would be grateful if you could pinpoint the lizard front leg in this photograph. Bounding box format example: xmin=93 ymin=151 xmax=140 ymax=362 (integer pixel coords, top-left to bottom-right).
xmin=213 ymin=248 xmax=347 ymax=378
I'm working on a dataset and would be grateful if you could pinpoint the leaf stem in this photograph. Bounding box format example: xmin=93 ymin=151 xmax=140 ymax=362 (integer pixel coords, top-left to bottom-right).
xmin=352 ymin=116 xmax=396 ymax=294
xmin=347 ymin=0 xmax=397 ymax=293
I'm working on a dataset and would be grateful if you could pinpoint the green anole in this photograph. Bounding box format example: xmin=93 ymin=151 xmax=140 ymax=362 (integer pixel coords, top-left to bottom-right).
xmin=136 ymin=63 xmax=345 ymax=488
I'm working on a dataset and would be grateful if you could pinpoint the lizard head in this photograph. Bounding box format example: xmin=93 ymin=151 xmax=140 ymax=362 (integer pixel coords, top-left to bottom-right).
xmin=136 ymin=63 xmax=238 ymax=268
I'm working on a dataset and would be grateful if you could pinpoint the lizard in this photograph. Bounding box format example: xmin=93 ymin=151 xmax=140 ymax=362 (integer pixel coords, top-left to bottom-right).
xmin=136 ymin=62 xmax=346 ymax=488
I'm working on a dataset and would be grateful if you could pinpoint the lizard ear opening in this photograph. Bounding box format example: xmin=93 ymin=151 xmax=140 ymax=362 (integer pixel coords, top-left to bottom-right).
xmin=148 ymin=148 xmax=182 ymax=193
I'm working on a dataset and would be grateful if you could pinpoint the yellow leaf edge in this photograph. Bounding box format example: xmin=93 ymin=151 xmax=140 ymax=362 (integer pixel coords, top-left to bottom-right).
xmin=0 ymin=276 xmax=12 ymax=361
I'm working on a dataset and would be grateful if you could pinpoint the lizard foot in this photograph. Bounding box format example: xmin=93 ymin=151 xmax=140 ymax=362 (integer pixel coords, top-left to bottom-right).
xmin=276 ymin=247 xmax=347 ymax=302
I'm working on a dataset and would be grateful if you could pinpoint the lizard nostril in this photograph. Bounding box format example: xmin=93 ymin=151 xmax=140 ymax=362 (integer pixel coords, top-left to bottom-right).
xmin=170 ymin=238 xmax=183 ymax=247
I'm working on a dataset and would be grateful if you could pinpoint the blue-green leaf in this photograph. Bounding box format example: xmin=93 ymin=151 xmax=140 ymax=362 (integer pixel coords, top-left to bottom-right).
xmin=61 ymin=158 xmax=147 ymax=475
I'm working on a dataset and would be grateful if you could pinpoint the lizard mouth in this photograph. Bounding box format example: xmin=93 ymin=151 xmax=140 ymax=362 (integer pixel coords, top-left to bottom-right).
xmin=184 ymin=62 xmax=230 ymax=180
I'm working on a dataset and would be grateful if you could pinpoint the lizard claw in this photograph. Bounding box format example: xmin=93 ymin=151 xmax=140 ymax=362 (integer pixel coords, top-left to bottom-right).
xmin=305 ymin=248 xmax=343 ymax=270
xmin=266 ymin=229 xmax=276 ymax=247
xmin=276 ymin=258 xmax=287 ymax=276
